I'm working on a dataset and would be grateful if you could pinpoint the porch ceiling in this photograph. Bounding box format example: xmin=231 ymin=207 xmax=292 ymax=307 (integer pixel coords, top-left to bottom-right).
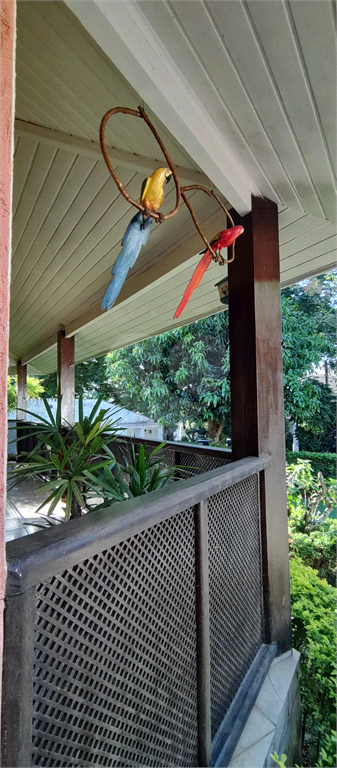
xmin=10 ymin=0 xmax=336 ymax=374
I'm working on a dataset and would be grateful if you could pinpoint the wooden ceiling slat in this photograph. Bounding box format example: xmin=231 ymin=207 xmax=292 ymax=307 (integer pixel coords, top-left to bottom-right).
xmin=10 ymin=153 xmax=99 ymax=311
xmin=12 ymin=136 xmax=38 ymax=217
xmin=246 ymin=0 xmax=335 ymax=222
xmin=11 ymin=165 xmax=137 ymax=340
xmin=11 ymin=142 xmax=57 ymax=256
xmin=11 ymin=149 xmax=77 ymax=289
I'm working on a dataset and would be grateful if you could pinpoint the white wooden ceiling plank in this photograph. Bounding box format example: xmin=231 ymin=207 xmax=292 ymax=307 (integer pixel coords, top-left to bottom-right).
xmin=69 ymin=256 xmax=224 ymax=353
xmin=11 ymin=150 xmax=77 ymax=286
xmin=16 ymin=41 xmax=119 ymax=152
xmin=15 ymin=81 xmax=83 ymax=138
xmin=12 ymin=182 xmax=201 ymax=336
xmin=280 ymin=226 xmax=336 ymax=260
xmin=281 ymin=252 xmax=336 ymax=285
xmin=11 ymin=143 xmax=57 ymax=255
xmin=10 ymin=154 xmax=99 ymax=311
xmin=15 ymin=67 xmax=92 ymax=142
xmin=246 ymin=1 xmax=336 ymax=222
xmin=11 ymin=171 xmax=141 ymax=343
xmin=11 ymin=166 xmax=137 ymax=334
xmin=167 ymin=0 xmax=300 ymax=209
xmin=278 ymin=208 xmax=307 ymax=229
xmin=15 ymin=197 xmax=225 ymax=354
xmin=289 ymin=0 xmax=336 ymax=177
xmin=12 ymin=136 xmax=38 ymax=218
xmin=16 ymin=8 xmax=141 ymax=155
xmin=279 ymin=216 xmax=332 ymax=246
xmin=206 ymin=0 xmax=325 ymax=217
xmin=24 ymin=0 xmax=198 ymax=168
xmin=65 ymin=0 xmax=259 ymax=212
xmin=280 ymin=238 xmax=336 ymax=270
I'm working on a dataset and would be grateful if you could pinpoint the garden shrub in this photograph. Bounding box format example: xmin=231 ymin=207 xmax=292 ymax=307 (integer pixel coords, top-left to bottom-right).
xmin=286 ymin=451 xmax=336 ymax=480
xmin=290 ymin=558 xmax=336 ymax=767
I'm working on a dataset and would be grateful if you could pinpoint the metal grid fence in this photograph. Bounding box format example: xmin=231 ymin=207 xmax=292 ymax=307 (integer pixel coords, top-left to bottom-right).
xmin=3 ymin=455 xmax=268 ymax=768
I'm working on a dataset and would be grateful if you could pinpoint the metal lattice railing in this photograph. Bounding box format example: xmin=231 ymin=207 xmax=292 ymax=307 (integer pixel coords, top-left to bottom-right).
xmin=208 ymin=475 xmax=263 ymax=737
xmin=2 ymin=455 xmax=269 ymax=768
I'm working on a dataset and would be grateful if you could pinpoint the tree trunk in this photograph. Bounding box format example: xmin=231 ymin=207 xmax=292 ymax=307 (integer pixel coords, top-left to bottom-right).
xmin=70 ymin=495 xmax=82 ymax=519
xmin=207 ymin=419 xmax=224 ymax=443
xmin=163 ymin=426 xmax=174 ymax=441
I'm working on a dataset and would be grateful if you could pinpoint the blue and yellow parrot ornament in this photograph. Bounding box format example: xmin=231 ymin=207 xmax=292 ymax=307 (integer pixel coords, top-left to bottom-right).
xmin=101 ymin=167 xmax=172 ymax=311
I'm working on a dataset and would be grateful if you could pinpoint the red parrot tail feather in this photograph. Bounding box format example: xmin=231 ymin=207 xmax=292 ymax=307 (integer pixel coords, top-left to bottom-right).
xmin=174 ymin=250 xmax=213 ymax=319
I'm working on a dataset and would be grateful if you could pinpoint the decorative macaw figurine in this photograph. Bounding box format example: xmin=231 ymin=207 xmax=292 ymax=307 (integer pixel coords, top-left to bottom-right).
xmin=140 ymin=166 xmax=172 ymax=220
xmin=101 ymin=167 xmax=172 ymax=311
xmin=173 ymin=225 xmax=244 ymax=319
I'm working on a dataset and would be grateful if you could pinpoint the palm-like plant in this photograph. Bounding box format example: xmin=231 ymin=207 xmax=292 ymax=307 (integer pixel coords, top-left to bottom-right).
xmin=84 ymin=442 xmax=177 ymax=510
xmin=10 ymin=395 xmax=122 ymax=519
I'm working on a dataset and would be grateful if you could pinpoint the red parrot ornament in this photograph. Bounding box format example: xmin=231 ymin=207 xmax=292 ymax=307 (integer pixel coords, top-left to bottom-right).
xmin=173 ymin=225 xmax=244 ymax=319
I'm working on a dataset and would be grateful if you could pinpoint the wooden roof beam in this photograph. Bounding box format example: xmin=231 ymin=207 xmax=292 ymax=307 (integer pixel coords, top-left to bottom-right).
xmin=14 ymin=119 xmax=213 ymax=187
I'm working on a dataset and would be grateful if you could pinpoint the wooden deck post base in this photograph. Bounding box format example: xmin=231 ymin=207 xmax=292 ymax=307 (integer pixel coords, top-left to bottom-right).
xmin=57 ymin=330 xmax=75 ymax=426
xmin=228 ymin=196 xmax=292 ymax=653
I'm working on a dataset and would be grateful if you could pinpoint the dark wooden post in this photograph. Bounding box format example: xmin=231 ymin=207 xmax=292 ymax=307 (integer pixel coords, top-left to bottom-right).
xmin=57 ymin=330 xmax=75 ymax=426
xmin=228 ymin=196 xmax=292 ymax=654
xmin=16 ymin=361 xmax=27 ymax=421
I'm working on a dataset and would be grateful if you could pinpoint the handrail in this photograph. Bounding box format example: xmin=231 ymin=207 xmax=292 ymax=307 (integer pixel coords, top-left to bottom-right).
xmin=121 ymin=434 xmax=232 ymax=458
xmin=5 ymin=455 xmax=269 ymax=596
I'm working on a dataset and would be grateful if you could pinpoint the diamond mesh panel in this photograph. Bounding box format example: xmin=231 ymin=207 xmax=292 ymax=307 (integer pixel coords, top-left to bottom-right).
xmin=208 ymin=474 xmax=263 ymax=737
xmin=32 ymin=509 xmax=198 ymax=767
xmin=178 ymin=452 xmax=230 ymax=478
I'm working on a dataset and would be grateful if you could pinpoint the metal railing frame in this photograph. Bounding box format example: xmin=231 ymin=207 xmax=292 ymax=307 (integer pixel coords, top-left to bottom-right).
xmin=2 ymin=455 xmax=270 ymax=767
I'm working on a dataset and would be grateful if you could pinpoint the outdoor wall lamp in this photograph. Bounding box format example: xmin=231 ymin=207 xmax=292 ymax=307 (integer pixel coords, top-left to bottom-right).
xmin=215 ymin=276 xmax=229 ymax=307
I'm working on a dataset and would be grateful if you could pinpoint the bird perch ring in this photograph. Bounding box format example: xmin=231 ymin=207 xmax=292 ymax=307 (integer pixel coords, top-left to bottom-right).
xmin=180 ymin=185 xmax=236 ymax=264
xmin=100 ymin=106 xmax=181 ymax=221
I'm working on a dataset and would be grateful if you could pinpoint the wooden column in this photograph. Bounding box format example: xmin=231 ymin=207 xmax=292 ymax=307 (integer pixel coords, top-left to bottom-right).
xmin=0 ymin=0 xmax=16 ymax=722
xmin=57 ymin=330 xmax=75 ymax=426
xmin=16 ymin=361 xmax=27 ymax=421
xmin=228 ymin=196 xmax=292 ymax=654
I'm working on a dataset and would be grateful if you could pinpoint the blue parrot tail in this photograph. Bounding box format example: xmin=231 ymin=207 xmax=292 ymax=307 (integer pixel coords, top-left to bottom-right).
xmin=101 ymin=267 xmax=129 ymax=310
xmin=101 ymin=211 xmax=153 ymax=311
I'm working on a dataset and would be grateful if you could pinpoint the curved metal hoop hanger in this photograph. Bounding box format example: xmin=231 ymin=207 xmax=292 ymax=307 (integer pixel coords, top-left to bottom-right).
xmin=100 ymin=106 xmax=181 ymax=221
xmin=181 ymin=185 xmax=236 ymax=264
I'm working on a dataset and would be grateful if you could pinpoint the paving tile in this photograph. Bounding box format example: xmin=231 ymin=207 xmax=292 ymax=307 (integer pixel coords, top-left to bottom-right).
xmin=255 ymin=674 xmax=284 ymax=725
xmin=231 ymin=706 xmax=275 ymax=758
xmin=268 ymin=651 xmax=300 ymax=703
xmin=228 ymin=731 xmax=275 ymax=768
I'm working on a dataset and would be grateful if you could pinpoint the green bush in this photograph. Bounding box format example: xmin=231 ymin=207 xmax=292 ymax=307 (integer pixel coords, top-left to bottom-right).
xmin=290 ymin=524 xmax=337 ymax=586
xmin=286 ymin=451 xmax=336 ymax=480
xmin=290 ymin=558 xmax=336 ymax=767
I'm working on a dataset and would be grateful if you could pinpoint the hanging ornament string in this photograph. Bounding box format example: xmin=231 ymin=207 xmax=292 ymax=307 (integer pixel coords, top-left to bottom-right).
xmin=181 ymin=185 xmax=236 ymax=263
xmin=100 ymin=106 xmax=181 ymax=221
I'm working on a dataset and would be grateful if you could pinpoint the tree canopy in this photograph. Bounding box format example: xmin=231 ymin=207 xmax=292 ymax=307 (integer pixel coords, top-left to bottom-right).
xmin=106 ymin=313 xmax=231 ymax=440
xmin=7 ymin=375 xmax=45 ymax=412
xmin=24 ymin=271 xmax=336 ymax=447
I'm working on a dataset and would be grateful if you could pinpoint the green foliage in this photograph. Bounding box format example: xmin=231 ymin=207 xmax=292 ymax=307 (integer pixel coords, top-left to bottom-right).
xmin=270 ymin=752 xmax=287 ymax=768
xmin=282 ymin=273 xmax=336 ymax=426
xmin=290 ymin=558 xmax=336 ymax=767
xmin=286 ymin=451 xmax=336 ymax=481
xmin=10 ymin=396 xmax=177 ymax=520
xmin=287 ymin=460 xmax=336 ymax=585
xmin=7 ymin=375 xmax=45 ymax=411
xmin=85 ymin=442 xmax=176 ymax=509
xmin=295 ymin=383 xmax=336 ymax=453
xmin=41 ymin=356 xmax=113 ymax=400
xmin=106 ymin=312 xmax=231 ymax=441
xmin=9 ymin=395 xmax=121 ymax=519
xmin=316 ymin=730 xmax=337 ymax=768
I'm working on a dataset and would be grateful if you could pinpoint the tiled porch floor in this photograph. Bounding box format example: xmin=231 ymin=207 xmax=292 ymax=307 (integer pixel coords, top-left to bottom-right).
xmin=6 ymin=465 xmax=64 ymax=542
